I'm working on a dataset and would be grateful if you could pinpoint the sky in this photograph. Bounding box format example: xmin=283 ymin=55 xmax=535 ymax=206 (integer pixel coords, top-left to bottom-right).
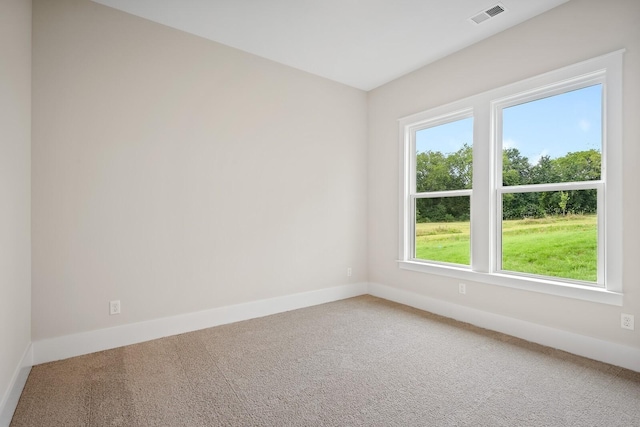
xmin=416 ymin=84 xmax=602 ymax=165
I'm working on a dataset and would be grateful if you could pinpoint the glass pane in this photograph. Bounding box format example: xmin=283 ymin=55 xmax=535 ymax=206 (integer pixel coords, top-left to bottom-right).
xmin=415 ymin=197 xmax=470 ymax=265
xmin=501 ymin=190 xmax=597 ymax=282
xmin=416 ymin=117 xmax=473 ymax=192
xmin=502 ymin=85 xmax=602 ymax=186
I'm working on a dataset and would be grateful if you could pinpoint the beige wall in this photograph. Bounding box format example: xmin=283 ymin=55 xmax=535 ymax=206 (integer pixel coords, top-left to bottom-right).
xmin=29 ymin=0 xmax=640 ymax=352
xmin=32 ymin=0 xmax=368 ymax=340
xmin=368 ymin=0 xmax=640 ymax=348
xmin=0 ymin=0 xmax=32 ymax=408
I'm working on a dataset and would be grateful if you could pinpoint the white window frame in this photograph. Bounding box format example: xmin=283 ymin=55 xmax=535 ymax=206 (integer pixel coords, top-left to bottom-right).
xmin=408 ymin=109 xmax=473 ymax=265
xmin=494 ymin=75 xmax=606 ymax=284
xmin=398 ymin=50 xmax=624 ymax=306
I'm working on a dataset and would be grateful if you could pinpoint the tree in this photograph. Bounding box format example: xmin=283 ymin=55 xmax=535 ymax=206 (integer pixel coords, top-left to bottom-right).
xmin=502 ymin=148 xmax=530 ymax=186
xmin=416 ymin=150 xmax=449 ymax=192
xmin=446 ymin=144 xmax=473 ymax=190
xmin=530 ymin=155 xmax=557 ymax=184
xmin=415 ymin=145 xmax=600 ymax=221
xmin=416 ymin=144 xmax=472 ymax=193
xmin=502 ymin=148 xmax=537 ymax=219
xmin=551 ymin=150 xmax=600 ymax=215
xmin=559 ymin=191 xmax=569 ymax=216
xmin=415 ymin=144 xmax=472 ymax=222
xmin=552 ymin=149 xmax=601 ymax=182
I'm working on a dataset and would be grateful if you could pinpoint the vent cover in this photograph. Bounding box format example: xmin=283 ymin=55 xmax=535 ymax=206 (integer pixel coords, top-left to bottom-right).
xmin=470 ymin=3 xmax=506 ymax=24
xmin=485 ymin=5 xmax=505 ymax=17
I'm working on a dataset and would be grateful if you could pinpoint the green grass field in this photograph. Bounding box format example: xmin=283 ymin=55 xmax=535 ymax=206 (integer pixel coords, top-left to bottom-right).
xmin=415 ymin=214 xmax=597 ymax=282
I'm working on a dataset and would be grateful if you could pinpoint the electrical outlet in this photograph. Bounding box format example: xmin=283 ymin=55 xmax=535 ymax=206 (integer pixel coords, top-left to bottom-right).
xmin=459 ymin=283 xmax=466 ymax=294
xmin=109 ymin=300 xmax=121 ymax=315
xmin=347 ymin=267 xmax=352 ymax=277
xmin=621 ymin=313 xmax=634 ymax=330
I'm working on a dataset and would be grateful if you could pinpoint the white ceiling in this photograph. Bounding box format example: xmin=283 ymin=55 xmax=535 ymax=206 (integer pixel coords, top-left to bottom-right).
xmin=91 ymin=0 xmax=569 ymax=91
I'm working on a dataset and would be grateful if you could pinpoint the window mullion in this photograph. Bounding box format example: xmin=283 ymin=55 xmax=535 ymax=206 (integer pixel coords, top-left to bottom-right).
xmin=414 ymin=189 xmax=472 ymax=198
xmin=472 ymin=99 xmax=492 ymax=273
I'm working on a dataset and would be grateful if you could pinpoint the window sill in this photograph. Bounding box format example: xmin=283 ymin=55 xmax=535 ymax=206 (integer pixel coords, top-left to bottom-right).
xmin=397 ymin=260 xmax=622 ymax=306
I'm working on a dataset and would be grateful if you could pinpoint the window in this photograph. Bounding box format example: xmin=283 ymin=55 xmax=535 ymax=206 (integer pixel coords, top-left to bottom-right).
xmin=413 ymin=114 xmax=473 ymax=266
xmin=398 ymin=51 xmax=623 ymax=305
xmin=496 ymin=84 xmax=603 ymax=284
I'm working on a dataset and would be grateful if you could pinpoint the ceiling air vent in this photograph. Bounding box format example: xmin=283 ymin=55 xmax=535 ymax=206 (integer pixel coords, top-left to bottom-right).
xmin=470 ymin=3 xmax=506 ymax=24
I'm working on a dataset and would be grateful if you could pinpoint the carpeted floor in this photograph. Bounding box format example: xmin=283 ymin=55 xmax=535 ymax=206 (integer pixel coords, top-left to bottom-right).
xmin=10 ymin=295 xmax=640 ymax=426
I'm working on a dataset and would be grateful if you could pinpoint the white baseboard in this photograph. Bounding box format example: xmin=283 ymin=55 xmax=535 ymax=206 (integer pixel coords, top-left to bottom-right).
xmin=0 ymin=343 xmax=32 ymax=427
xmin=369 ymin=282 xmax=640 ymax=373
xmin=27 ymin=281 xmax=640 ymax=373
xmin=32 ymin=283 xmax=368 ymax=365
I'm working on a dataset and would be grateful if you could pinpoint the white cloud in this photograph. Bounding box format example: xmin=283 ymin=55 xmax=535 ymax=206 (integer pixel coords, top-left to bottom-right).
xmin=578 ymin=119 xmax=591 ymax=132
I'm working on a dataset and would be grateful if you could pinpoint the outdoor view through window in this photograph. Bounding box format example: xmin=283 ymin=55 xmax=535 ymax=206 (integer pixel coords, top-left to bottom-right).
xmin=414 ymin=117 xmax=473 ymax=265
xmin=499 ymin=84 xmax=602 ymax=282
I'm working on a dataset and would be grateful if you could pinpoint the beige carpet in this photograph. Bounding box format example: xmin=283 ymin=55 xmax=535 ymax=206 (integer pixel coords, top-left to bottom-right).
xmin=10 ymin=296 xmax=640 ymax=426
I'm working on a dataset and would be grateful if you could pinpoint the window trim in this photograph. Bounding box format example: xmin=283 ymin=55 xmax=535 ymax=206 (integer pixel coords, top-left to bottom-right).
xmin=398 ymin=50 xmax=624 ymax=306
